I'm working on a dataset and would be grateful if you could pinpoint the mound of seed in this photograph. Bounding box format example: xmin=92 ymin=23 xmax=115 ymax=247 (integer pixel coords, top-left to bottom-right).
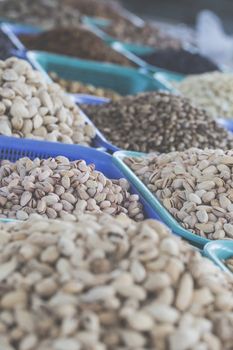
xmin=50 ymin=72 xmax=121 ymax=101
xmin=65 ymin=0 xmax=124 ymax=20
xmin=226 ymin=258 xmax=233 ymax=273
xmin=125 ymin=148 xmax=233 ymax=240
xmin=140 ymin=48 xmax=219 ymax=75
xmin=0 ymin=0 xmax=82 ymax=29
xmin=83 ymin=92 xmax=233 ymax=153
xmin=0 ymin=57 xmax=95 ymax=144
xmin=19 ymin=27 xmax=135 ymax=67
xmin=105 ymin=20 xmax=181 ymax=50
xmin=174 ymin=72 xmax=233 ymax=119
xmin=0 ymin=215 xmax=232 ymax=350
xmin=0 ymin=156 xmax=144 ymax=221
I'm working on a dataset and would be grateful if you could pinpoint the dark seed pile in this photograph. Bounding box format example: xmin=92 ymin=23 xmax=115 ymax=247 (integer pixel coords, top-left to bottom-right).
xmin=83 ymin=91 xmax=233 ymax=153
xmin=19 ymin=27 xmax=135 ymax=67
xmin=0 ymin=0 xmax=82 ymax=29
xmin=140 ymin=48 xmax=219 ymax=75
xmin=105 ymin=20 xmax=181 ymax=50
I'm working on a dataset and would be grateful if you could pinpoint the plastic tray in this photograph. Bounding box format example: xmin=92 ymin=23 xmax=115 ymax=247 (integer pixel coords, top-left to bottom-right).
xmin=204 ymin=240 xmax=233 ymax=274
xmin=113 ymin=150 xmax=210 ymax=248
xmin=0 ymin=136 xmax=160 ymax=221
xmin=0 ymin=218 xmax=18 ymax=223
xmin=27 ymin=50 xmax=170 ymax=96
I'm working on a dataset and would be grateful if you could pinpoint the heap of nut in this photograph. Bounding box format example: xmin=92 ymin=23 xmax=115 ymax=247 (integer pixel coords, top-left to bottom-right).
xmin=104 ymin=19 xmax=181 ymax=50
xmin=0 ymin=57 xmax=95 ymax=145
xmin=0 ymin=156 xmax=144 ymax=221
xmin=0 ymin=215 xmax=232 ymax=350
xmin=49 ymin=72 xmax=121 ymax=101
xmin=174 ymin=72 xmax=233 ymax=119
xmin=19 ymin=27 xmax=135 ymax=67
xmin=125 ymin=148 xmax=233 ymax=240
xmin=83 ymin=91 xmax=233 ymax=153
xmin=0 ymin=0 xmax=83 ymax=29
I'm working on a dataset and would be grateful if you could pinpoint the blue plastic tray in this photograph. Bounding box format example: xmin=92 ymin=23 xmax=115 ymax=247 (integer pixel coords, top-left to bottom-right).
xmin=1 ymin=22 xmax=42 ymax=52
xmin=26 ymin=50 xmax=170 ymax=96
xmin=204 ymin=240 xmax=233 ymax=274
xmin=74 ymin=94 xmax=110 ymax=105
xmin=113 ymin=150 xmax=210 ymax=248
xmin=0 ymin=136 xmax=160 ymax=221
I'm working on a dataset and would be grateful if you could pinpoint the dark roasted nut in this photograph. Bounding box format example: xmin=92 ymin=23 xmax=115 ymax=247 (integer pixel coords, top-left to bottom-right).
xmin=140 ymin=48 xmax=219 ymax=75
xmin=83 ymin=91 xmax=233 ymax=153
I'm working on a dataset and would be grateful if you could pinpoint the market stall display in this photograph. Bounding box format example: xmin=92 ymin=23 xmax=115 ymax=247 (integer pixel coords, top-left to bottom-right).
xmin=0 ymin=1 xmax=232 ymax=349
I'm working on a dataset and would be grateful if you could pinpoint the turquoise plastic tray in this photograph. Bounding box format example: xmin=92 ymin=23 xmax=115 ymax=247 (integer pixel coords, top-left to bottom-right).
xmin=0 ymin=218 xmax=18 ymax=223
xmin=27 ymin=50 xmax=171 ymax=96
xmin=113 ymin=150 xmax=210 ymax=248
xmin=204 ymin=240 xmax=233 ymax=274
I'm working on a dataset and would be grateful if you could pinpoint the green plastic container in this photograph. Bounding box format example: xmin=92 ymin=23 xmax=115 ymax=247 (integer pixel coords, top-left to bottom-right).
xmin=204 ymin=240 xmax=233 ymax=274
xmin=113 ymin=150 xmax=210 ymax=248
xmin=27 ymin=51 xmax=171 ymax=96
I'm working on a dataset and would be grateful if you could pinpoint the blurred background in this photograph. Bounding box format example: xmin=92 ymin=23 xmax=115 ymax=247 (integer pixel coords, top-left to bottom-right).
xmin=121 ymin=0 xmax=233 ymax=32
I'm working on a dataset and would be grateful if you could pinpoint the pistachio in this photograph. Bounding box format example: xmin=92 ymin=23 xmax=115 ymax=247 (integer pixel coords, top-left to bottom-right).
xmin=125 ymin=148 xmax=233 ymax=239
xmin=0 ymin=57 xmax=95 ymax=146
xmin=0 ymin=215 xmax=232 ymax=349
